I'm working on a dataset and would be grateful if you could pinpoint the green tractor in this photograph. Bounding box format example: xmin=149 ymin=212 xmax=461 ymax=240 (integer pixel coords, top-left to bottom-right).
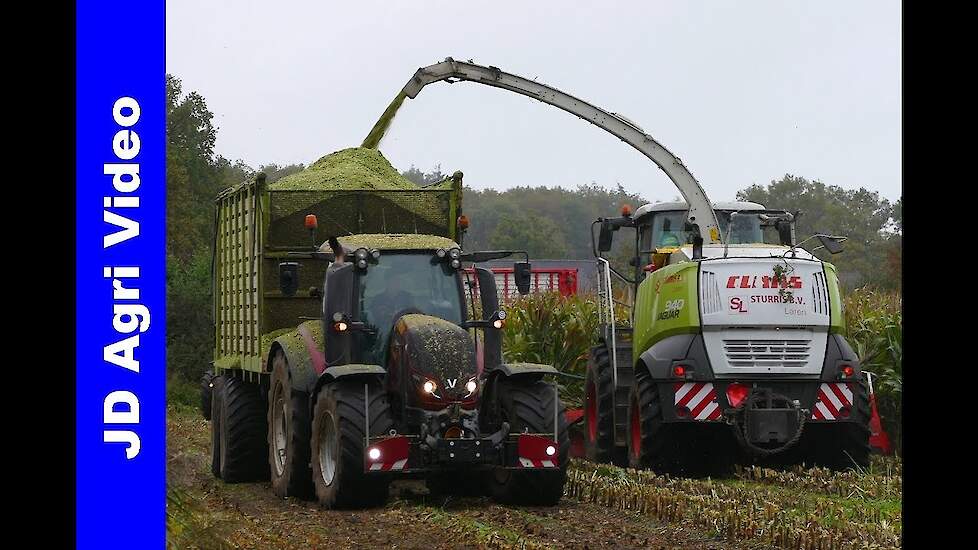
xmin=204 ymin=156 xmax=568 ymax=508
xmin=584 ymin=200 xmax=871 ymax=474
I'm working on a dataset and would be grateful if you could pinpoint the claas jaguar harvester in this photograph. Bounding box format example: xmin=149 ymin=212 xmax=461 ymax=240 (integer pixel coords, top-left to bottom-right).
xmin=370 ymin=58 xmax=870 ymax=473
xmin=203 ymin=148 xmax=568 ymax=508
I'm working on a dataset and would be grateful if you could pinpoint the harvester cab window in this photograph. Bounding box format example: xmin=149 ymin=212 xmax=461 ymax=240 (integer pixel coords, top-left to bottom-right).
xmin=358 ymin=253 xmax=464 ymax=364
xmin=716 ymin=211 xmax=765 ymax=244
xmin=649 ymin=211 xmax=689 ymax=249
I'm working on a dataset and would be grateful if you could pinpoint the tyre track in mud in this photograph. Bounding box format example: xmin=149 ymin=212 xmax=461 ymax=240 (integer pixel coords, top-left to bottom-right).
xmin=168 ymin=405 xmax=751 ymax=549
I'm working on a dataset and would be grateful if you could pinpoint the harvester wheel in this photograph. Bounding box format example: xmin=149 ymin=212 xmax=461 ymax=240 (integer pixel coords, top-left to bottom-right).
xmin=210 ymin=374 xmax=226 ymax=478
xmin=626 ymin=370 xmax=674 ymax=472
xmin=807 ymin=377 xmax=872 ymax=470
xmin=584 ymin=344 xmax=625 ymax=465
xmin=488 ymin=379 xmax=569 ymax=506
xmin=200 ymin=369 xmax=215 ymax=421
xmin=268 ymin=350 xmax=313 ymax=499
xmin=311 ymin=380 xmax=393 ymax=509
xmin=218 ymin=376 xmax=269 ymax=482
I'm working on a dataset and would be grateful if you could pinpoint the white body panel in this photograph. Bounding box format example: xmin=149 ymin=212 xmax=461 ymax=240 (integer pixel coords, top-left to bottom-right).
xmin=699 ymin=256 xmax=829 ymax=375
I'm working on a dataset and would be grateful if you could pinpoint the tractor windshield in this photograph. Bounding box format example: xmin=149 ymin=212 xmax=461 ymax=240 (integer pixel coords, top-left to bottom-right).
xmin=357 ymin=253 xmax=464 ymax=364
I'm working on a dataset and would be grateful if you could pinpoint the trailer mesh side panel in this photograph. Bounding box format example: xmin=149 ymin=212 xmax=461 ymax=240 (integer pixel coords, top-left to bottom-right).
xmin=215 ymin=182 xmax=261 ymax=363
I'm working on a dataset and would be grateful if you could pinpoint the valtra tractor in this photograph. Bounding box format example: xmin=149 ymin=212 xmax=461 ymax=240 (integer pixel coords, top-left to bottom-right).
xmin=203 ymin=152 xmax=568 ymax=508
xmin=585 ymin=200 xmax=871 ymax=473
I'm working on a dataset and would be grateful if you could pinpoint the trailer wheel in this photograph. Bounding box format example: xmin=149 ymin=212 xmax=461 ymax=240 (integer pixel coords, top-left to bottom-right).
xmin=268 ymin=350 xmax=313 ymax=499
xmin=200 ymin=370 xmax=215 ymax=421
xmin=218 ymin=376 xmax=269 ymax=482
xmin=311 ymin=380 xmax=393 ymax=509
xmin=210 ymin=374 xmax=226 ymax=478
xmin=807 ymin=377 xmax=872 ymax=470
xmin=584 ymin=345 xmax=625 ymax=465
xmin=626 ymin=370 xmax=673 ymax=472
xmin=488 ymin=379 xmax=569 ymax=506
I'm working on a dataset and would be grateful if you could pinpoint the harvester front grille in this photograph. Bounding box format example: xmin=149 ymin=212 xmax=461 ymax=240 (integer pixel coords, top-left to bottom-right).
xmin=722 ymin=339 xmax=811 ymax=368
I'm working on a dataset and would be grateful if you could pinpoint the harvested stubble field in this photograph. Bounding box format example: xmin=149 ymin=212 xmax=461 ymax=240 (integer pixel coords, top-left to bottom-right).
xmin=168 ymin=404 xmax=900 ymax=550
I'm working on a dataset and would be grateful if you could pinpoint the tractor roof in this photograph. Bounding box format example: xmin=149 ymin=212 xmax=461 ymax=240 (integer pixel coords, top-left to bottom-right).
xmin=329 ymin=233 xmax=460 ymax=252
xmin=633 ymin=200 xmax=766 ymax=219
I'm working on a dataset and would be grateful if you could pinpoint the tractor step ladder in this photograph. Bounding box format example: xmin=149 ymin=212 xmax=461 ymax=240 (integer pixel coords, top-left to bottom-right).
xmin=611 ymin=328 xmax=634 ymax=445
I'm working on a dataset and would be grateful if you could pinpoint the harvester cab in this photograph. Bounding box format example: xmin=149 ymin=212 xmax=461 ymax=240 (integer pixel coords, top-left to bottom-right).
xmin=587 ymin=200 xmax=871 ymax=474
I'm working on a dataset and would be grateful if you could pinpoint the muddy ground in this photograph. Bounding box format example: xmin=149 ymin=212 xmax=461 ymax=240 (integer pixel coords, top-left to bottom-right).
xmin=167 ymin=404 xmax=765 ymax=549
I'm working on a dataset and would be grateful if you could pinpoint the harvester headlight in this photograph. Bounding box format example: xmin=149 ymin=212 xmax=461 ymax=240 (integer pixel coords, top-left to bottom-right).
xmin=368 ymin=447 xmax=381 ymax=460
xmin=545 ymin=445 xmax=556 ymax=457
xmin=465 ymin=379 xmax=478 ymax=393
xmin=422 ymin=380 xmax=437 ymax=394
xmin=448 ymin=247 xmax=461 ymax=260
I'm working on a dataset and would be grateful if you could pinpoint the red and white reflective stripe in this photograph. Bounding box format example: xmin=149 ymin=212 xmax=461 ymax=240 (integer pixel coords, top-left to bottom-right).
xmin=368 ymin=458 xmax=408 ymax=471
xmin=674 ymin=382 xmax=722 ymax=421
xmin=812 ymin=383 xmax=853 ymax=420
xmin=518 ymin=457 xmax=557 ymax=468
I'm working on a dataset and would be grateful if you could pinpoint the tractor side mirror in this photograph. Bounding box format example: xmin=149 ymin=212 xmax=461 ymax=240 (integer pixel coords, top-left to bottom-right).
xmin=598 ymin=221 xmax=614 ymax=252
xmin=514 ymin=262 xmax=532 ymax=295
xmin=816 ymin=234 xmax=846 ymax=254
xmin=279 ymin=262 xmax=300 ymax=297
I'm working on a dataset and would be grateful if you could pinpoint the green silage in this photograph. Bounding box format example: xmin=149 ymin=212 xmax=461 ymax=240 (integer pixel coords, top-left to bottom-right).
xmin=269 ymin=146 xmax=429 ymax=191
xmin=361 ymin=90 xmax=408 ymax=149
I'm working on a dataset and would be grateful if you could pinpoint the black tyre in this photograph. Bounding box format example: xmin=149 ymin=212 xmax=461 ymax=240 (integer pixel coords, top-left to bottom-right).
xmin=218 ymin=376 xmax=269 ymax=482
xmin=200 ymin=370 xmax=215 ymax=421
xmin=626 ymin=370 xmax=673 ymax=472
xmin=210 ymin=374 xmax=226 ymax=478
xmin=584 ymin=345 xmax=625 ymax=465
xmin=488 ymin=379 xmax=569 ymax=506
xmin=268 ymin=349 xmax=313 ymax=499
xmin=805 ymin=378 xmax=872 ymax=470
xmin=627 ymin=371 xmax=734 ymax=476
xmin=311 ymin=380 xmax=393 ymax=508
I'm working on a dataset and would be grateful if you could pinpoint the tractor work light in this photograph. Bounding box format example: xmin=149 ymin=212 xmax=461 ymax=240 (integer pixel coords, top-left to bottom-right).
xmin=436 ymin=248 xmax=447 ymax=258
xmin=355 ymin=248 xmax=369 ymax=261
xmin=448 ymin=247 xmax=461 ymax=260
xmin=332 ymin=321 xmax=349 ymax=332
xmin=450 ymin=259 xmax=461 ymax=269
xmin=726 ymin=383 xmax=750 ymax=409
xmin=357 ymin=259 xmax=368 ymax=269
xmin=370 ymin=248 xmax=381 ymax=260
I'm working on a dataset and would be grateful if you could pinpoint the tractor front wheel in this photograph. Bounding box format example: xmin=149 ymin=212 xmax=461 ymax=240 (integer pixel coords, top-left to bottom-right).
xmin=268 ymin=350 xmax=313 ymax=499
xmin=488 ymin=379 xmax=569 ymax=506
xmin=311 ymin=380 xmax=393 ymax=508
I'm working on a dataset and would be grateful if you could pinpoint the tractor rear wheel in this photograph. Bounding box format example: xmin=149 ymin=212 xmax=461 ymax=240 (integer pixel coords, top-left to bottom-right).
xmin=218 ymin=376 xmax=269 ymax=482
xmin=311 ymin=380 xmax=393 ymax=508
xmin=488 ymin=378 xmax=569 ymax=506
xmin=210 ymin=374 xmax=226 ymax=478
xmin=584 ymin=344 xmax=625 ymax=465
xmin=268 ymin=350 xmax=313 ymax=499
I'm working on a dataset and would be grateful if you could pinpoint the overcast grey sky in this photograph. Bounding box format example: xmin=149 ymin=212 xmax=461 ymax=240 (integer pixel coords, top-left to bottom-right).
xmin=166 ymin=1 xmax=901 ymax=203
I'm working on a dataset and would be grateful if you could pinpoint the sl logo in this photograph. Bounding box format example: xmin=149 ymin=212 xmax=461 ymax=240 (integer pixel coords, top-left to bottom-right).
xmin=445 ymin=378 xmax=458 ymax=389
xmin=729 ymin=297 xmax=748 ymax=313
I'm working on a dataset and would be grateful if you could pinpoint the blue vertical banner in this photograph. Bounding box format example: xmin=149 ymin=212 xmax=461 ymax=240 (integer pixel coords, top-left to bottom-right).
xmin=76 ymin=1 xmax=165 ymax=548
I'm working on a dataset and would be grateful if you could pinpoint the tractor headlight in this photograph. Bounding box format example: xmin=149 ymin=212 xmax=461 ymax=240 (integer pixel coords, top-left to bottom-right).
xmin=465 ymin=379 xmax=478 ymax=394
xmin=450 ymin=259 xmax=461 ymax=269
xmin=448 ymin=247 xmax=461 ymax=260
xmin=422 ymin=380 xmax=437 ymax=394
xmin=435 ymin=248 xmax=447 ymax=258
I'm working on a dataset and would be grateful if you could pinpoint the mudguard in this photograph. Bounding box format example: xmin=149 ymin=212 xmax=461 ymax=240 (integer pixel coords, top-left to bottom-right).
xmin=492 ymin=362 xmax=558 ymax=380
xmin=268 ymin=320 xmax=325 ymax=395
xmin=322 ymin=363 xmax=386 ymax=381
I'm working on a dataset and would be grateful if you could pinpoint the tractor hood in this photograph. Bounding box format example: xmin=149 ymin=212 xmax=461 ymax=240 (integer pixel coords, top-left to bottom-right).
xmin=698 ymin=256 xmax=831 ymax=375
xmin=390 ymin=314 xmax=478 ymax=406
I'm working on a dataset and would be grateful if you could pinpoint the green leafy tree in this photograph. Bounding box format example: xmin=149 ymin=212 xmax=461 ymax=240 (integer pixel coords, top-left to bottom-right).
xmin=490 ymin=211 xmax=569 ymax=258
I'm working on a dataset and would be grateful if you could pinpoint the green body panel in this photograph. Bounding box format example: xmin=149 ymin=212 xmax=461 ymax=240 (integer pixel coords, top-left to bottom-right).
xmin=824 ymin=262 xmax=845 ymax=335
xmin=632 ymin=261 xmax=701 ymax=365
xmin=212 ymin=148 xmax=463 ymax=375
